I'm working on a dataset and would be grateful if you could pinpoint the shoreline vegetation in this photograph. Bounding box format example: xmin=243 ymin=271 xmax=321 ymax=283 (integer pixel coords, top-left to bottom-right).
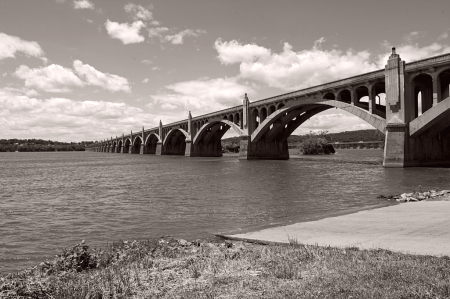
xmin=2 ymin=236 xmax=450 ymax=298
xmin=0 ymin=139 xmax=94 ymax=152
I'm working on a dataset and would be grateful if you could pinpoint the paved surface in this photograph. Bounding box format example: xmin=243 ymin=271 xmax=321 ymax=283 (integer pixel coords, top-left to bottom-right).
xmin=226 ymin=201 xmax=450 ymax=256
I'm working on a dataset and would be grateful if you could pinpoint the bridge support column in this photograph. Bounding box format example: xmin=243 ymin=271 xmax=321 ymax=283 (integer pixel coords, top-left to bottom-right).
xmin=383 ymin=48 xmax=407 ymax=167
xmin=383 ymin=117 xmax=407 ymax=167
xmin=155 ymin=141 xmax=162 ymax=155
xmin=140 ymin=144 xmax=147 ymax=154
xmin=238 ymin=135 xmax=250 ymax=159
xmin=185 ymin=140 xmax=192 ymax=156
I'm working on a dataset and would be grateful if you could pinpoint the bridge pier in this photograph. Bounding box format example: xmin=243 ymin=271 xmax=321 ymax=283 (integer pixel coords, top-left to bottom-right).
xmin=383 ymin=119 xmax=407 ymax=167
xmin=383 ymin=48 xmax=450 ymax=167
xmin=239 ymin=136 xmax=289 ymax=160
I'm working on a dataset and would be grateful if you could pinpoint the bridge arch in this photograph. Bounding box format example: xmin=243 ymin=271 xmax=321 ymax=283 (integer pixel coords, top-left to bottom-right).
xmin=412 ymin=73 xmax=433 ymax=117
xmin=163 ymin=128 xmax=189 ymax=155
xmin=131 ymin=136 xmax=143 ymax=154
xmin=192 ymin=120 xmax=244 ymax=157
xmin=123 ymin=138 xmax=131 ymax=153
xmin=111 ymin=141 xmax=116 ymax=153
xmin=438 ymin=68 xmax=450 ymax=102
xmin=117 ymin=139 xmax=123 ymax=153
xmin=251 ymin=100 xmax=386 ymax=143
xmin=193 ymin=120 xmax=244 ymax=146
xmin=144 ymin=133 xmax=161 ymax=154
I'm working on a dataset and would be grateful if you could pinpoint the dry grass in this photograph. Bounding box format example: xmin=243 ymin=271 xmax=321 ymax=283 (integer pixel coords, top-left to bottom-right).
xmin=2 ymin=238 xmax=450 ymax=298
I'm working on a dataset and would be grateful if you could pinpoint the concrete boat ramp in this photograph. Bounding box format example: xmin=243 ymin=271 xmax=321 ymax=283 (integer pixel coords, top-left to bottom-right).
xmin=222 ymin=201 xmax=450 ymax=256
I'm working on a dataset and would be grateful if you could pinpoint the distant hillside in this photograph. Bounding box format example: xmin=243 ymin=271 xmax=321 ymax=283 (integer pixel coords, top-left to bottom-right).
xmin=289 ymin=129 xmax=385 ymax=143
xmin=221 ymin=129 xmax=385 ymax=149
xmin=0 ymin=139 xmax=94 ymax=152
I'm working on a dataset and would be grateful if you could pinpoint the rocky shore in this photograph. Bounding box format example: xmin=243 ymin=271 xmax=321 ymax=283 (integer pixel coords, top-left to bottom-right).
xmin=378 ymin=188 xmax=450 ymax=202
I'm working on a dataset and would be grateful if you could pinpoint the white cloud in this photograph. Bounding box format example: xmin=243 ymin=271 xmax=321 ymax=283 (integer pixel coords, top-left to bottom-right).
xmin=73 ymin=0 xmax=94 ymax=9
xmin=14 ymin=64 xmax=85 ymax=93
xmin=0 ymin=33 xmax=45 ymax=61
xmin=142 ymin=78 xmax=149 ymax=83
xmin=151 ymin=77 xmax=255 ymax=120
xmin=0 ymin=88 xmax=156 ymax=141
xmin=151 ymin=66 xmax=160 ymax=71
xmin=73 ymin=60 xmax=131 ymax=93
xmin=161 ymin=103 xmax=177 ymax=110
xmin=403 ymin=31 xmax=426 ymax=43
xmin=141 ymin=59 xmax=152 ymax=65
xmin=214 ymin=39 xmax=271 ymax=64
xmin=163 ymin=29 xmax=206 ymax=45
xmin=438 ymin=32 xmax=449 ymax=41
xmin=215 ymin=38 xmax=378 ymax=91
xmin=377 ymin=40 xmax=450 ymax=66
xmin=124 ymin=3 xmax=153 ymax=21
xmin=14 ymin=61 xmax=131 ymax=93
xmin=148 ymin=27 xmax=169 ymax=38
xmin=104 ymin=20 xmax=145 ymax=44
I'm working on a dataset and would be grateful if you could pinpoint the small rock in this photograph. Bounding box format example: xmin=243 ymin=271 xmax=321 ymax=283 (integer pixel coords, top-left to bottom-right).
xmin=224 ymin=240 xmax=233 ymax=248
xmin=192 ymin=239 xmax=202 ymax=246
xmin=177 ymin=239 xmax=191 ymax=246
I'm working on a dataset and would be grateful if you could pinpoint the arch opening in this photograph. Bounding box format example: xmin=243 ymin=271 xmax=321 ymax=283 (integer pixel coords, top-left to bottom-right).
xmin=164 ymin=129 xmax=188 ymax=155
xmin=234 ymin=112 xmax=241 ymax=128
xmin=323 ymin=92 xmax=335 ymax=100
xmin=123 ymin=138 xmax=131 ymax=154
xmin=413 ymin=74 xmax=433 ymax=117
xmin=268 ymin=105 xmax=276 ymax=115
xmin=145 ymin=134 xmax=159 ymax=154
xmin=193 ymin=120 xmax=244 ymax=157
xmin=260 ymin=107 xmax=268 ymax=123
xmin=132 ymin=137 xmax=142 ymax=154
xmin=251 ymin=109 xmax=259 ymax=130
xmin=338 ymin=89 xmax=351 ymax=103
xmin=439 ymin=69 xmax=450 ymax=102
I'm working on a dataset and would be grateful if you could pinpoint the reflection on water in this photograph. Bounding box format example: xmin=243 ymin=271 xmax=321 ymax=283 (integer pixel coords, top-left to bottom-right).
xmin=1 ymin=150 xmax=449 ymax=274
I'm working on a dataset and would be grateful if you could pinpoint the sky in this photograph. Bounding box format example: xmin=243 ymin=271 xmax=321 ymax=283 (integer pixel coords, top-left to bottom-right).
xmin=0 ymin=0 xmax=449 ymax=142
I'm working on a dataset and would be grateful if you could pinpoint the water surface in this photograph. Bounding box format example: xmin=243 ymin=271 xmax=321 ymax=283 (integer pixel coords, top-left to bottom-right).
xmin=1 ymin=150 xmax=449 ymax=275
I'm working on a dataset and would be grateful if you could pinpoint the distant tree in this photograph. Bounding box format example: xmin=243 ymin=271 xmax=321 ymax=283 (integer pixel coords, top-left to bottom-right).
xmin=298 ymin=131 xmax=335 ymax=155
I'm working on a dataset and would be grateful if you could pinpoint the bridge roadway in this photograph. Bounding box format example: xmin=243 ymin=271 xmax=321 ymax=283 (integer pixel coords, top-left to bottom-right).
xmin=87 ymin=49 xmax=450 ymax=167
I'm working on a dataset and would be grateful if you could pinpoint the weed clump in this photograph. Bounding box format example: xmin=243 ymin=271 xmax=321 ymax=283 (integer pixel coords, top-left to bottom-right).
xmin=2 ymin=238 xmax=450 ymax=298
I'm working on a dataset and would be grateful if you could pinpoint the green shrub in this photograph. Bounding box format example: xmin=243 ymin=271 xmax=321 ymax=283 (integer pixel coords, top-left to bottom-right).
xmin=298 ymin=131 xmax=335 ymax=155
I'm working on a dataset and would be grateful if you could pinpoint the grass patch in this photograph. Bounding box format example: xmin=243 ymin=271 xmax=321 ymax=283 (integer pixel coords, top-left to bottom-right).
xmin=2 ymin=238 xmax=450 ymax=298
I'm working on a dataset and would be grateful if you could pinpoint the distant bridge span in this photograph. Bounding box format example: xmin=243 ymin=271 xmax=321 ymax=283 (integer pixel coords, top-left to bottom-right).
xmin=88 ymin=49 xmax=450 ymax=167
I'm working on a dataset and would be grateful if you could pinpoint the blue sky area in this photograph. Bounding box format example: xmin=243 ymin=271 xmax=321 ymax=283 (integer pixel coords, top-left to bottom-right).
xmin=0 ymin=0 xmax=449 ymax=141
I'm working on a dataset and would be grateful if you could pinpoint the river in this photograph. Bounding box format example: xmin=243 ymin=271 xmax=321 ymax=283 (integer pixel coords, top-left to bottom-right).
xmin=1 ymin=150 xmax=449 ymax=275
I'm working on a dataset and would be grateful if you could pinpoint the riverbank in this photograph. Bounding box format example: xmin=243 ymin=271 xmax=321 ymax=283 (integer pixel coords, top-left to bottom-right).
xmin=223 ymin=201 xmax=450 ymax=256
xmin=2 ymin=234 xmax=450 ymax=298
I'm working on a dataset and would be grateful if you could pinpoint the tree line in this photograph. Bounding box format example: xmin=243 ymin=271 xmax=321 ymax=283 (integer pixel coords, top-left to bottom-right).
xmin=0 ymin=139 xmax=95 ymax=152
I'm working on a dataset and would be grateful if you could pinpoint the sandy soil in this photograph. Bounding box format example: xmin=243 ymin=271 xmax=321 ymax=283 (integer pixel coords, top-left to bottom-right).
xmin=225 ymin=201 xmax=450 ymax=256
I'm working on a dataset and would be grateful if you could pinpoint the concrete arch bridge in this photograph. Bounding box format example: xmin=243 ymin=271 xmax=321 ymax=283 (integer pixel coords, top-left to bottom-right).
xmin=87 ymin=49 xmax=450 ymax=167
